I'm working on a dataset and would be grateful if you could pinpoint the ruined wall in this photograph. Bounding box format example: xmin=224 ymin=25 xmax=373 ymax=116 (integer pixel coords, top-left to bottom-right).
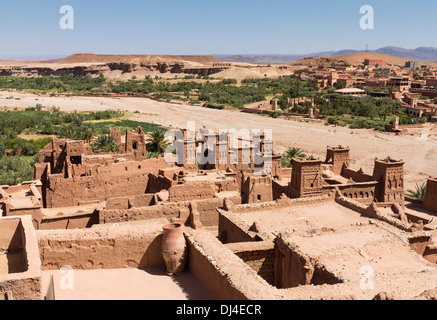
xmin=424 ymin=178 xmax=437 ymax=213
xmin=0 ymin=216 xmax=42 ymax=300
xmin=342 ymin=167 xmax=376 ymax=183
xmin=45 ymin=157 xmax=170 ymax=208
xmin=274 ymin=237 xmax=342 ymax=289
xmin=146 ymin=174 xmax=174 ymax=193
xmin=168 ymin=181 xmax=215 ymax=203
xmin=225 ymin=242 xmax=275 ymax=285
xmin=106 ymin=194 xmax=155 ymax=210
xmin=272 ymin=180 xmax=289 ymax=200
xmin=36 ymin=219 xmax=167 ymax=270
xmin=100 ymin=196 xmax=242 ymax=227
xmin=185 ymin=229 xmax=278 ymax=300
xmin=218 ymin=212 xmax=260 ymax=244
xmin=241 ymin=176 xmax=273 ymax=204
xmin=38 ymin=212 xmax=99 ymax=230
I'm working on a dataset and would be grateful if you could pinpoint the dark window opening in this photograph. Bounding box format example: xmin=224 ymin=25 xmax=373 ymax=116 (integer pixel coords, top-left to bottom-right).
xmin=70 ymin=156 xmax=82 ymax=165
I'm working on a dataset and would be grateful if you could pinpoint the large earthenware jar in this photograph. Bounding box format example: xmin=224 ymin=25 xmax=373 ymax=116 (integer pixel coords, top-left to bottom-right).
xmin=162 ymin=223 xmax=187 ymax=276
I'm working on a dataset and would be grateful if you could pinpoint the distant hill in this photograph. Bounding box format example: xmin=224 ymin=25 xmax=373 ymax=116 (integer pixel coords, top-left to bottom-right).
xmin=57 ymin=53 xmax=223 ymax=66
xmin=215 ymin=46 xmax=437 ymax=64
xmin=292 ymin=52 xmax=423 ymax=68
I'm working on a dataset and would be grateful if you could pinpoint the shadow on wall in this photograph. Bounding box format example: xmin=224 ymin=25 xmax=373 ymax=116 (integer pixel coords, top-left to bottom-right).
xmin=171 ymin=269 xmax=215 ymax=300
xmin=139 ymin=233 xmax=165 ymax=269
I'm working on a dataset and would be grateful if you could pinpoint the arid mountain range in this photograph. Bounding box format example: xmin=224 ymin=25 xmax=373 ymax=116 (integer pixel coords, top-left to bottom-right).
xmin=215 ymin=46 xmax=437 ymax=64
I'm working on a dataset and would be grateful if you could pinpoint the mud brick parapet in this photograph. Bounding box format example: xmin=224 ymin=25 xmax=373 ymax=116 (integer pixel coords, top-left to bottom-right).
xmin=225 ymin=242 xmax=275 ymax=285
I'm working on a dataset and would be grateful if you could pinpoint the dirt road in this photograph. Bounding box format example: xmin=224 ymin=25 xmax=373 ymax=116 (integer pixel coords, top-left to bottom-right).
xmin=2 ymin=91 xmax=436 ymax=188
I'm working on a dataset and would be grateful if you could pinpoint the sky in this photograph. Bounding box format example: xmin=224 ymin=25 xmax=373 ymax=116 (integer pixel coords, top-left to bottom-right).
xmin=1 ymin=0 xmax=437 ymax=58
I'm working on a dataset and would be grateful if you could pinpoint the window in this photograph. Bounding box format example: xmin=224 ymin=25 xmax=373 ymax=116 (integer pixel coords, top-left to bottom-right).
xmin=257 ymin=195 xmax=261 ymax=201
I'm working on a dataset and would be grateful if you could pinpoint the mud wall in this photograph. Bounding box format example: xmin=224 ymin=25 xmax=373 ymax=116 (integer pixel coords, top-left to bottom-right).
xmin=36 ymin=219 xmax=167 ymax=270
xmin=218 ymin=212 xmax=259 ymax=244
xmin=45 ymin=157 xmax=169 ymax=208
xmin=168 ymin=182 xmax=215 ymax=203
xmin=100 ymin=196 xmax=241 ymax=227
xmin=185 ymin=230 xmax=278 ymax=300
xmin=225 ymin=242 xmax=275 ymax=285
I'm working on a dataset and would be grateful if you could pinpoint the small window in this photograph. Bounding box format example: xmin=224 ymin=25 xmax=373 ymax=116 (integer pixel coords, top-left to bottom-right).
xmin=257 ymin=195 xmax=261 ymax=201
xmin=311 ymin=183 xmax=314 ymax=188
xmin=132 ymin=141 xmax=138 ymax=150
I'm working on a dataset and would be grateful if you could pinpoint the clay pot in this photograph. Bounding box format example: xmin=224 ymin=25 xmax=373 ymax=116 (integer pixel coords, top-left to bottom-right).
xmin=162 ymin=223 xmax=187 ymax=276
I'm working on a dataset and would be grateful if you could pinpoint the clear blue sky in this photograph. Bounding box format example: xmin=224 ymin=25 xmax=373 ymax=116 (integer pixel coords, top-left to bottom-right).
xmin=1 ymin=0 xmax=436 ymax=58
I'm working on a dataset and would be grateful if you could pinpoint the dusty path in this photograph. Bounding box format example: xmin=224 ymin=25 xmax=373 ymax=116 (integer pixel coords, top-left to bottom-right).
xmin=1 ymin=90 xmax=436 ymax=189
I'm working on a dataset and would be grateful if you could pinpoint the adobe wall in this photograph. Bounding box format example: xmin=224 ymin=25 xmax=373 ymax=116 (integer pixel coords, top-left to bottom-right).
xmin=424 ymin=178 xmax=437 ymax=213
xmin=99 ymin=195 xmax=242 ymax=227
xmin=185 ymin=229 xmax=279 ymax=300
xmin=227 ymin=194 xmax=333 ymax=214
xmin=38 ymin=211 xmax=99 ymax=230
xmin=106 ymin=194 xmax=156 ymax=210
xmin=218 ymin=212 xmax=260 ymax=244
xmin=274 ymin=237 xmax=342 ymax=289
xmin=272 ymin=180 xmax=289 ymax=200
xmin=146 ymin=174 xmax=174 ymax=193
xmin=36 ymin=218 xmax=168 ymax=270
xmin=0 ymin=216 xmax=42 ymax=300
xmin=45 ymin=157 xmax=170 ymax=208
xmin=342 ymin=167 xmax=376 ymax=182
xmin=423 ymin=244 xmax=437 ymax=264
xmin=334 ymin=191 xmax=412 ymax=231
xmin=168 ymin=181 xmax=215 ymax=203
xmin=225 ymin=242 xmax=275 ymax=285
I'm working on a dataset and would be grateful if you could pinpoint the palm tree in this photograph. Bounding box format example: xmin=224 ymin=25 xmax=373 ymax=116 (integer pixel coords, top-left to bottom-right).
xmin=92 ymin=135 xmax=120 ymax=153
xmin=146 ymin=129 xmax=169 ymax=154
xmin=284 ymin=147 xmax=307 ymax=160
xmin=282 ymin=147 xmax=307 ymax=168
xmin=405 ymin=182 xmax=427 ymax=201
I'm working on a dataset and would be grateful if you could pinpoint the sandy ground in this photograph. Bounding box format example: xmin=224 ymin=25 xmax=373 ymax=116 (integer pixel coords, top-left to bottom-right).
xmin=41 ymin=267 xmax=214 ymax=300
xmin=1 ymin=90 xmax=436 ymax=189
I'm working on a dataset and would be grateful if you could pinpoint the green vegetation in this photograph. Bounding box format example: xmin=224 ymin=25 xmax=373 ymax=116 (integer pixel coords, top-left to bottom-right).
xmin=146 ymin=129 xmax=169 ymax=154
xmin=0 ymin=156 xmax=37 ymax=185
xmin=91 ymin=135 xmax=120 ymax=153
xmin=281 ymin=147 xmax=307 ymax=168
xmin=405 ymin=182 xmax=427 ymax=201
xmin=0 ymin=74 xmax=105 ymax=94
xmin=0 ymin=73 xmax=429 ymax=135
xmin=0 ymin=108 xmax=162 ymax=185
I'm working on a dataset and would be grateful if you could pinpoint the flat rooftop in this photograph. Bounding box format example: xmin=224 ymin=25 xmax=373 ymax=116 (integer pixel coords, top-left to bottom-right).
xmin=230 ymin=200 xmax=437 ymax=299
xmin=42 ymin=267 xmax=214 ymax=300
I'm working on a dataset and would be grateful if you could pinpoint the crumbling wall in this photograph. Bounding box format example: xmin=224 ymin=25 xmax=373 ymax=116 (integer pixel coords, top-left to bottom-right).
xmin=36 ymin=219 xmax=167 ymax=270
xmin=146 ymin=174 xmax=174 ymax=193
xmin=38 ymin=211 xmax=99 ymax=230
xmin=168 ymin=181 xmax=215 ymax=202
xmin=100 ymin=196 xmax=241 ymax=227
xmin=185 ymin=229 xmax=278 ymax=300
xmin=218 ymin=211 xmax=260 ymax=244
xmin=225 ymin=242 xmax=275 ymax=285
xmin=45 ymin=157 xmax=169 ymax=208
xmin=274 ymin=237 xmax=342 ymax=289
xmin=0 ymin=216 xmax=42 ymax=300
xmin=342 ymin=167 xmax=376 ymax=182
xmin=106 ymin=194 xmax=155 ymax=210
